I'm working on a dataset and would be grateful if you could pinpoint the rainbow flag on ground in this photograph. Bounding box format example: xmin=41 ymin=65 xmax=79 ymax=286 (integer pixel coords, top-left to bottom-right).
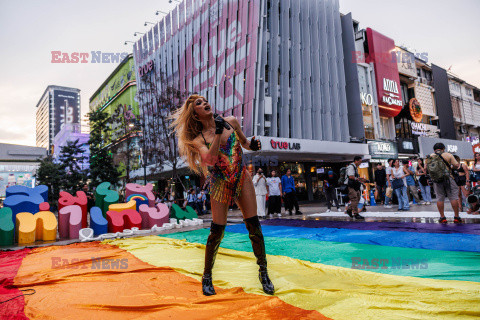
xmin=2 ymin=219 xmax=479 ymax=319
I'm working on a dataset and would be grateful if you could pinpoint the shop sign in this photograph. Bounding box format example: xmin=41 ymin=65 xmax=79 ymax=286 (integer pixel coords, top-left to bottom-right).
xmin=360 ymin=92 xmax=374 ymax=106
xmin=368 ymin=141 xmax=398 ymax=159
xmin=473 ymin=143 xmax=480 ymax=154
xmin=270 ymin=139 xmax=301 ymax=150
xmin=446 ymin=145 xmax=458 ymax=154
xmin=366 ymin=28 xmax=403 ymax=118
xmin=381 ymin=78 xmax=403 ymax=107
xmin=316 ymin=168 xmax=325 ymax=174
xmin=418 ymin=136 xmax=474 ymax=159
xmin=409 ymin=98 xmax=423 ymax=123
xmin=397 ymin=138 xmax=418 ymax=154
xmin=411 ymin=122 xmax=438 ymax=137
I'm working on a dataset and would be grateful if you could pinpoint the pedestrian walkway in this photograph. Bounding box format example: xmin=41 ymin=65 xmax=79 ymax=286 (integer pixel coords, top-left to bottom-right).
xmin=199 ymin=201 xmax=480 ymax=224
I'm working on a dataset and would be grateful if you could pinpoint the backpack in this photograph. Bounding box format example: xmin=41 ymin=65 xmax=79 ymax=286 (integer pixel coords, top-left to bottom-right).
xmin=426 ymin=152 xmax=451 ymax=183
xmin=338 ymin=166 xmax=348 ymax=186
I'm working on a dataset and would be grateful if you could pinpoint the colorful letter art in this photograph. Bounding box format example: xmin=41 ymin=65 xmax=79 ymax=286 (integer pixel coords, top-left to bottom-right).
xmin=0 ymin=183 xmax=203 ymax=246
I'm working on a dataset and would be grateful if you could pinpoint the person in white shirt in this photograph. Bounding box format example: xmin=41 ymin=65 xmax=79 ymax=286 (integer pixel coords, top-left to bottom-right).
xmin=384 ymin=158 xmax=394 ymax=208
xmin=266 ymin=170 xmax=282 ymax=217
xmin=252 ymin=168 xmax=268 ymax=217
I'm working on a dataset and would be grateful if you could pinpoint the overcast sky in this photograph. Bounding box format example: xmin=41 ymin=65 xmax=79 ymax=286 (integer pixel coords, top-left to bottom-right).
xmin=0 ymin=0 xmax=479 ymax=147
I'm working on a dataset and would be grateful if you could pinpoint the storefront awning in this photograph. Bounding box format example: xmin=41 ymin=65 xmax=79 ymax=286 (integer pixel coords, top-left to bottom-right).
xmin=247 ymin=136 xmax=370 ymax=162
xmin=418 ymin=137 xmax=474 ymax=159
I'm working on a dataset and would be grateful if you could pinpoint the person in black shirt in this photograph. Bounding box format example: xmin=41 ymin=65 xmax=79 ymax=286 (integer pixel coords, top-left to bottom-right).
xmin=324 ymin=171 xmax=341 ymax=212
xmin=374 ymin=163 xmax=387 ymax=205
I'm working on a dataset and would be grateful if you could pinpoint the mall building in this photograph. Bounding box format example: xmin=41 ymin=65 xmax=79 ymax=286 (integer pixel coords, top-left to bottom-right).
xmin=132 ymin=0 xmax=371 ymax=200
xmin=0 ymin=143 xmax=47 ymax=199
xmin=131 ymin=0 xmax=480 ymax=201
xmin=89 ymin=54 xmax=141 ymax=184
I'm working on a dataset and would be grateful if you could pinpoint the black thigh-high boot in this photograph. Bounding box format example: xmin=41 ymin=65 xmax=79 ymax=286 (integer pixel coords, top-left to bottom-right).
xmin=202 ymin=222 xmax=226 ymax=296
xmin=244 ymin=216 xmax=275 ymax=295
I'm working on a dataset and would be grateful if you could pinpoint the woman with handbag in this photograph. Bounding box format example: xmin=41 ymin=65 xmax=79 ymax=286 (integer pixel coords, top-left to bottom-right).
xmin=416 ymin=158 xmax=432 ymax=205
xmin=392 ymin=159 xmax=410 ymax=211
xmin=453 ymin=155 xmax=471 ymax=212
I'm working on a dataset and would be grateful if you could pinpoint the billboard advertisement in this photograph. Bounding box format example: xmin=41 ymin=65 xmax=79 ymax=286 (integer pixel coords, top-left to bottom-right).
xmin=134 ymin=0 xmax=260 ymax=136
xmin=53 ymin=90 xmax=80 ymax=138
xmin=0 ymin=172 xmax=35 ymax=198
xmin=89 ymin=56 xmax=136 ymax=111
xmin=366 ymin=28 xmax=403 ymax=118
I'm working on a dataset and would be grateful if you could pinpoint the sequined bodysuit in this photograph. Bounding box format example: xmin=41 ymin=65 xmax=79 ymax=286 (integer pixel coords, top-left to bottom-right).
xmin=201 ymin=125 xmax=247 ymax=205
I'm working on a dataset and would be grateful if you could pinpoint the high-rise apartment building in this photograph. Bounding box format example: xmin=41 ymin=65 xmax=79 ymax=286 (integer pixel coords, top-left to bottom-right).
xmin=35 ymin=85 xmax=81 ymax=153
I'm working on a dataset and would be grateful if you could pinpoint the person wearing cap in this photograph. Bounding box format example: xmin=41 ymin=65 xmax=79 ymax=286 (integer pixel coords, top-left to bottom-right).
xmin=324 ymin=170 xmax=341 ymax=212
xmin=425 ymin=142 xmax=462 ymax=224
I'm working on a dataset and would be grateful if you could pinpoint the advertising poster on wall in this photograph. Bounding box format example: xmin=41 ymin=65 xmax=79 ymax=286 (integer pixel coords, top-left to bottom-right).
xmin=53 ymin=90 xmax=80 ymax=138
xmin=0 ymin=172 xmax=35 ymax=198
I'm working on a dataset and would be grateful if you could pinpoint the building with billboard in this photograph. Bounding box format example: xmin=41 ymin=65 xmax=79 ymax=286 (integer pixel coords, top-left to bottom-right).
xmin=0 ymin=143 xmax=47 ymax=199
xmin=52 ymin=123 xmax=90 ymax=170
xmin=133 ymin=0 xmax=371 ymax=200
xmin=89 ymin=53 xmax=140 ymax=182
xmin=35 ymin=85 xmax=81 ymax=153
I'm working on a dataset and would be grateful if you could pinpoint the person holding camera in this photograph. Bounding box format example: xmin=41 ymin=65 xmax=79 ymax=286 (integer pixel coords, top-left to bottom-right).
xmin=253 ymin=168 xmax=268 ymax=218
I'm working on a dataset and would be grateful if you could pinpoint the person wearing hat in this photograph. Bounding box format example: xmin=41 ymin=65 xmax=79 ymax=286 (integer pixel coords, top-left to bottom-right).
xmin=324 ymin=170 xmax=341 ymax=212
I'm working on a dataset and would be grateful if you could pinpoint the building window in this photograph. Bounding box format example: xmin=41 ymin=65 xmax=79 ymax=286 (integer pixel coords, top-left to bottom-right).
xmin=362 ymin=104 xmax=375 ymax=140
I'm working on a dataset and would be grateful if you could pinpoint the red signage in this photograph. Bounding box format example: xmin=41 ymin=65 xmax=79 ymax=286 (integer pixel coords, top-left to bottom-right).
xmin=366 ymin=28 xmax=403 ymax=118
xmin=270 ymin=139 xmax=301 ymax=150
xmin=139 ymin=60 xmax=154 ymax=77
xmin=472 ymin=143 xmax=480 ymax=154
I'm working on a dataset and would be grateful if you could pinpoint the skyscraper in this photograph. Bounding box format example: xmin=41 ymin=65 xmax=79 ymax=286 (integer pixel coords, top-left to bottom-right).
xmin=35 ymin=85 xmax=81 ymax=153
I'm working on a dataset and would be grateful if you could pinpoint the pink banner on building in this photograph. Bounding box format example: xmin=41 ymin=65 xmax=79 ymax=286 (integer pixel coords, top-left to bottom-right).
xmin=137 ymin=0 xmax=259 ymax=134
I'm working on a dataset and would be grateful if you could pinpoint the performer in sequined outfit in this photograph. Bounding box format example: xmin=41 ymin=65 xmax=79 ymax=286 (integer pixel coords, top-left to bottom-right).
xmin=171 ymin=95 xmax=275 ymax=296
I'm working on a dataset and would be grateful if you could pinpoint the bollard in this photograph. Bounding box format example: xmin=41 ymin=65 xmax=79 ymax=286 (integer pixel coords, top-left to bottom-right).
xmin=370 ymin=190 xmax=377 ymax=206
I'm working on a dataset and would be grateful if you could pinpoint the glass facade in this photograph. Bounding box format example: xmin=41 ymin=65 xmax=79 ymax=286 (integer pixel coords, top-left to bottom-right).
xmin=0 ymin=164 xmax=39 ymax=198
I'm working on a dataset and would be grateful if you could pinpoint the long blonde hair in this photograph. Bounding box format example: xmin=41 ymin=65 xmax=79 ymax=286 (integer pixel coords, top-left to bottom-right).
xmin=170 ymin=94 xmax=207 ymax=175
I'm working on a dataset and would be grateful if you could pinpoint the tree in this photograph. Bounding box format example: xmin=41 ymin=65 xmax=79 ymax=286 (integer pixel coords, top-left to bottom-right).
xmin=137 ymin=71 xmax=188 ymax=192
xmin=58 ymin=139 xmax=88 ymax=194
xmin=35 ymin=155 xmax=63 ymax=209
xmin=88 ymin=108 xmax=121 ymax=191
xmin=110 ymin=103 xmax=141 ymax=184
